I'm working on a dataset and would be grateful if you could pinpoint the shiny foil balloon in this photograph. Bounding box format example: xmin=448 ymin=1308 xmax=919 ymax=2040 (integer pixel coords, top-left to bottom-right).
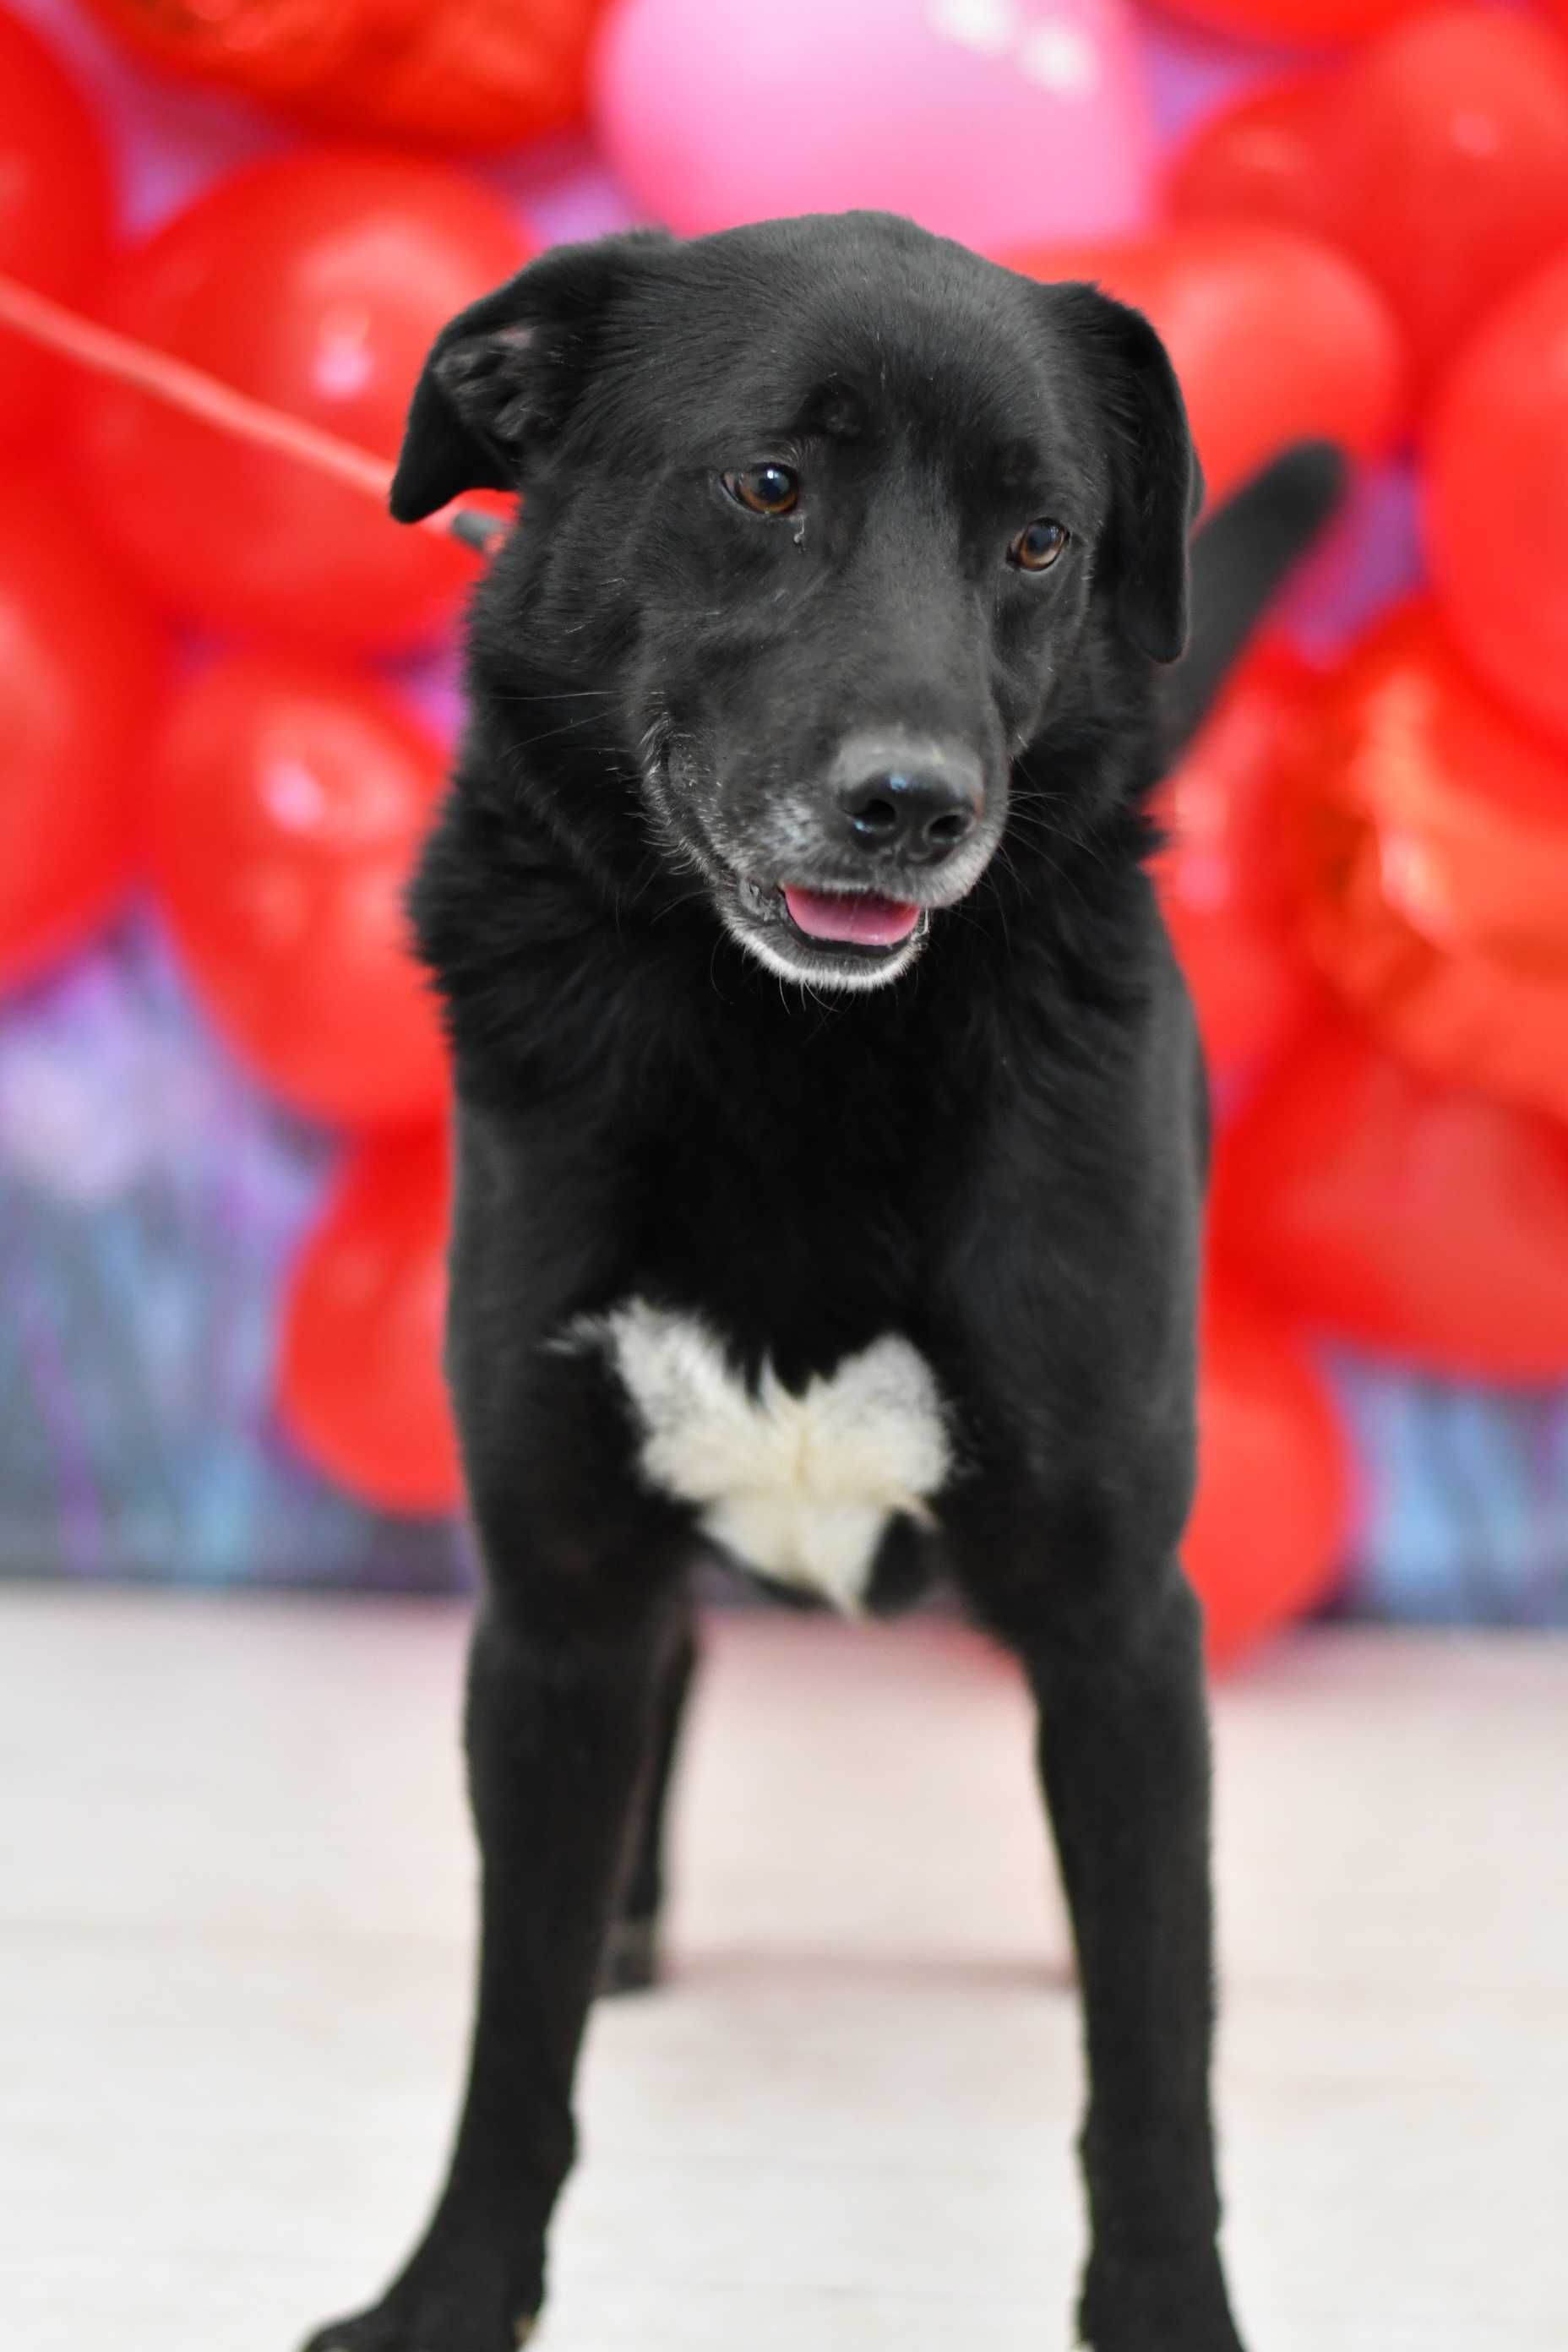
xmin=76 ymin=153 xmax=528 ymax=655
xmin=81 ymin=0 xmax=607 ymax=148
xmin=148 ymin=656 xmax=450 ymax=1129
xmin=0 ymin=8 xmax=114 ymax=441
xmin=1154 ymin=641 xmax=1320 ymax=1083
xmin=1288 ymin=603 xmax=1568 ymax=1126
xmin=278 ymin=1127 xmax=462 ymax=1516
xmin=1211 ymin=1018 xmax=1568 ymax=1382
xmin=1425 ymin=250 xmax=1568 ymax=755
xmin=0 ymin=479 xmax=165 ymax=995
xmin=1187 ymin=1284 xmax=1352 ymax=1671
xmin=1010 ymin=225 xmax=1406 ymax=507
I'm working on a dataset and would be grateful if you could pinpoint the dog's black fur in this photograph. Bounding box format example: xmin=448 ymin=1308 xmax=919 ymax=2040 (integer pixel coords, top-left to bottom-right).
xmin=302 ymin=212 xmax=1341 ymax=2352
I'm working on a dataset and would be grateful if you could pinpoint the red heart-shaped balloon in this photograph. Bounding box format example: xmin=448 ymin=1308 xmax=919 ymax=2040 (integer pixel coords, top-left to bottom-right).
xmin=76 ymin=151 xmax=528 ymax=655
xmin=1283 ymin=602 xmax=1568 ymax=1127
xmin=1009 ymin=223 xmax=1406 ymax=506
xmin=1157 ymin=0 xmax=1423 ymax=40
xmin=0 ymin=10 xmax=114 ymax=443
xmin=1323 ymin=8 xmax=1568 ymax=403
xmin=148 ymin=653 xmax=451 ymax=1130
xmin=1167 ymin=76 xmax=1337 ymax=245
xmin=1188 ymin=1281 xmax=1353 ymax=1670
xmin=1211 ymin=1016 xmax=1568 ymax=1381
xmin=1154 ymin=640 xmax=1320 ymax=1083
xmin=278 ymin=1126 xmax=461 ymax=1516
xmin=1425 ymin=248 xmax=1568 ymax=758
xmin=1170 ymin=14 xmax=1568 ymax=411
xmin=80 ymin=0 xmax=608 ymax=149
xmin=0 ymin=476 xmax=165 ymax=995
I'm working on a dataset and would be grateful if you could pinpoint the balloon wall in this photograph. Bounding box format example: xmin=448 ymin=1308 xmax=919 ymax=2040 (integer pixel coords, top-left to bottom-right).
xmin=3 ymin=0 xmax=1568 ymax=1654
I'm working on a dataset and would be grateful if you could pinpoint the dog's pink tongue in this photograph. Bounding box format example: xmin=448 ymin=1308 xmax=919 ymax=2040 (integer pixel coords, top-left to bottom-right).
xmin=782 ymin=886 xmax=921 ymax=946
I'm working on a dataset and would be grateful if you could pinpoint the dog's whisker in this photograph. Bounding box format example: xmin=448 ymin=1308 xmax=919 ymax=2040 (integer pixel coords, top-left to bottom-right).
xmin=487 ymin=688 xmax=621 ymax=704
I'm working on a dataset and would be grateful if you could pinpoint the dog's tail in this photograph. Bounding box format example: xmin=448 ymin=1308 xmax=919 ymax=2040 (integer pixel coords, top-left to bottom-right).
xmin=1163 ymin=440 xmax=1348 ymax=764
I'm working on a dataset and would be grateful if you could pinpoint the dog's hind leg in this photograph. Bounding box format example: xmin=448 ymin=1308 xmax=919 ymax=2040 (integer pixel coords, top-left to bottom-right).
xmin=600 ymin=1620 xmax=699 ymax=1995
xmin=956 ymin=1529 xmax=1246 ymax=2352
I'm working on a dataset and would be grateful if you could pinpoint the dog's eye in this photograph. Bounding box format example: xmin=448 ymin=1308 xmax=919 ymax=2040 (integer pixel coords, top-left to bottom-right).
xmin=1010 ymin=519 xmax=1068 ymax=572
xmin=724 ymin=464 xmax=800 ymax=517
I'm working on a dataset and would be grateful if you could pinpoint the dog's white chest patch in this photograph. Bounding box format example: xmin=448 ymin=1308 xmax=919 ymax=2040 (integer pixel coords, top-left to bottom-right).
xmin=574 ymin=1300 xmax=952 ymax=1613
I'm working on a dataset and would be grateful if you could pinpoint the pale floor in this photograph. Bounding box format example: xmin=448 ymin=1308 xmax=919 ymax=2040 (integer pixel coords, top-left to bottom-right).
xmin=1 ymin=1590 xmax=1565 ymax=2351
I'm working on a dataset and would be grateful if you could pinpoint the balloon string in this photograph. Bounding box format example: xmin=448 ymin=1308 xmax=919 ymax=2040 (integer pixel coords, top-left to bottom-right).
xmin=0 ymin=267 xmax=505 ymax=554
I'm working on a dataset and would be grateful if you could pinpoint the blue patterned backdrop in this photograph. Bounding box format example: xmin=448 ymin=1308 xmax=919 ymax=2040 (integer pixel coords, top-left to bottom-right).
xmin=0 ymin=917 xmax=466 ymax=1592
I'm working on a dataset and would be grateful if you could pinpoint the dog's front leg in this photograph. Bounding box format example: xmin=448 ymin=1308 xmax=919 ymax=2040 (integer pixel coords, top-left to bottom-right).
xmin=1038 ymin=1567 xmax=1244 ymax=2350
xmin=303 ymin=1558 xmax=689 ymax=2352
xmin=968 ymin=1536 xmax=1246 ymax=2352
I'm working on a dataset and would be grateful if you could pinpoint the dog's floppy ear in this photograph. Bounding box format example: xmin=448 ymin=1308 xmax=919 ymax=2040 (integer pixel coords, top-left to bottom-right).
xmin=1049 ymin=283 xmax=1204 ymax=665
xmin=389 ymin=230 xmax=675 ymax=524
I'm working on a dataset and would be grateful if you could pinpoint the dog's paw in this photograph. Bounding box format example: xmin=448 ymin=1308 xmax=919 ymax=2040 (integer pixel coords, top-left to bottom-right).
xmin=1077 ymin=2244 xmax=1246 ymax=2352
xmin=1077 ymin=2312 xmax=1244 ymax=2352
xmin=302 ymin=2308 xmax=537 ymax=2352
xmin=302 ymin=2273 xmax=539 ymax=2352
xmin=597 ymin=1914 xmax=662 ymax=1997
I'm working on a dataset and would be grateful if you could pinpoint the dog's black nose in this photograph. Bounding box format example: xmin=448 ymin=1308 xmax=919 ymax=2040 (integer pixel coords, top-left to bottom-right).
xmin=835 ymin=740 xmax=984 ymax=866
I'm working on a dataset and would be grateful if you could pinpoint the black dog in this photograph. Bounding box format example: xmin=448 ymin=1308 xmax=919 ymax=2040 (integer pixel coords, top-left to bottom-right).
xmin=302 ymin=211 xmax=1340 ymax=2352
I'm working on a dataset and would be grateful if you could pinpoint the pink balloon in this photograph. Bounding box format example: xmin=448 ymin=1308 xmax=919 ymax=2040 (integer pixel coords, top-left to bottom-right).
xmin=592 ymin=0 xmax=1156 ymax=252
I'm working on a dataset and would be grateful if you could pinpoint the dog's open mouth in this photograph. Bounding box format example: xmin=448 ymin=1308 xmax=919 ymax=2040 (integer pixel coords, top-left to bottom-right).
xmin=721 ymin=873 xmax=935 ymax=989
xmin=780 ymin=885 xmax=923 ymax=950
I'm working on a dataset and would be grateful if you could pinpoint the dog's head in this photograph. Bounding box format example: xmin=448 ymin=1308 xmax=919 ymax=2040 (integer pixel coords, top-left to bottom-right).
xmin=394 ymin=214 xmax=1199 ymax=992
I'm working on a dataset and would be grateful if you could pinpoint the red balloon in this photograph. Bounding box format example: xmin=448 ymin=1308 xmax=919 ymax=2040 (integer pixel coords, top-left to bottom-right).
xmin=1154 ymin=640 xmax=1320 ymax=1081
xmin=0 ymin=477 xmax=165 ymax=994
xmin=1010 ymin=224 xmax=1406 ymax=506
xmin=1286 ymin=602 xmax=1568 ymax=1124
xmin=80 ymin=0 xmax=607 ymax=150
xmin=0 ymin=8 xmax=115 ymax=440
xmin=1157 ymin=0 xmax=1425 ymax=39
xmin=1425 ymin=249 xmax=1568 ymax=755
xmin=1188 ymin=1282 xmax=1351 ymax=1672
xmin=149 ymin=655 xmax=450 ymax=1128
xmin=1325 ymin=9 xmax=1568 ymax=400
xmin=1171 ymin=16 xmax=1568 ymax=413
xmin=76 ymin=152 xmax=529 ymax=654
xmin=1211 ymin=1016 xmax=1568 ymax=1381
xmin=1167 ymin=77 xmax=1337 ymax=242
xmin=279 ymin=1127 xmax=461 ymax=1515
